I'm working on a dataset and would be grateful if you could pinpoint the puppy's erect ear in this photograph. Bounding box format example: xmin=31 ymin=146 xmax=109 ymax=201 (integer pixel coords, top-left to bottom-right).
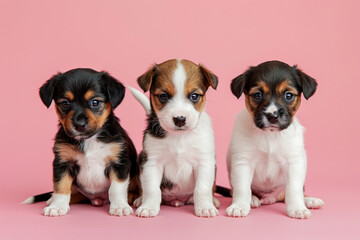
xmin=293 ymin=65 xmax=318 ymax=100
xmin=137 ymin=65 xmax=157 ymax=92
xmin=230 ymin=68 xmax=253 ymax=99
xmin=101 ymin=72 xmax=125 ymax=109
xmin=39 ymin=73 xmax=62 ymax=108
xmin=199 ymin=65 xmax=218 ymax=90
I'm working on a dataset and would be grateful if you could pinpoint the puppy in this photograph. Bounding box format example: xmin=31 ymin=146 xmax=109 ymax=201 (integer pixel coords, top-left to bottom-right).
xmin=130 ymin=59 xmax=219 ymax=217
xmin=226 ymin=61 xmax=324 ymax=219
xmin=24 ymin=68 xmax=137 ymax=217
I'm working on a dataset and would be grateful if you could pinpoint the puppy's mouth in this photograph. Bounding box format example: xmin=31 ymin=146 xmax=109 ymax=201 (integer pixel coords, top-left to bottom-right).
xmin=262 ymin=126 xmax=281 ymax=132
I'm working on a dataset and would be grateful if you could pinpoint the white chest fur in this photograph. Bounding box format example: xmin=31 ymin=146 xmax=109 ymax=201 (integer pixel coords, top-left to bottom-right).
xmin=76 ymin=135 xmax=113 ymax=194
xmin=228 ymin=110 xmax=306 ymax=194
xmin=144 ymin=112 xmax=215 ymax=196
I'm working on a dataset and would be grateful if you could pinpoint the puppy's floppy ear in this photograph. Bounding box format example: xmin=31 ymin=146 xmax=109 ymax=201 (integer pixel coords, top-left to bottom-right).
xmin=199 ymin=65 xmax=218 ymax=90
xmin=230 ymin=68 xmax=253 ymax=99
xmin=39 ymin=73 xmax=62 ymax=108
xmin=293 ymin=65 xmax=318 ymax=100
xmin=137 ymin=65 xmax=157 ymax=92
xmin=101 ymin=72 xmax=125 ymax=109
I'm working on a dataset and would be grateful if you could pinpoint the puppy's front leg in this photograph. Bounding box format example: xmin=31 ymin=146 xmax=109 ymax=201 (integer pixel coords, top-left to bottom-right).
xmin=43 ymin=171 xmax=72 ymax=217
xmin=226 ymin=162 xmax=253 ymax=217
xmin=286 ymin=156 xmax=310 ymax=219
xmin=135 ymin=162 xmax=163 ymax=218
xmin=194 ymin=159 xmax=218 ymax=218
xmin=108 ymin=170 xmax=133 ymax=216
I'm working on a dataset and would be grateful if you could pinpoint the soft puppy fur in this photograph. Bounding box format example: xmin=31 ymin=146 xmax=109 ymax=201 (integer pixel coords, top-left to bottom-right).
xmin=226 ymin=61 xmax=324 ymax=219
xmin=130 ymin=59 xmax=219 ymax=217
xmin=26 ymin=68 xmax=137 ymax=217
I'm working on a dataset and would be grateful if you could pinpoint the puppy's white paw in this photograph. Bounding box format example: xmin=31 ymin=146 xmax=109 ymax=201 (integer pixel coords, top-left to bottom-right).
xmin=109 ymin=203 xmax=133 ymax=216
xmin=135 ymin=205 xmax=160 ymax=218
xmin=43 ymin=205 xmax=70 ymax=217
xmin=287 ymin=207 xmax=311 ymax=219
xmin=304 ymin=197 xmax=325 ymax=209
xmin=226 ymin=204 xmax=250 ymax=217
xmin=251 ymin=195 xmax=261 ymax=208
xmin=133 ymin=197 xmax=142 ymax=207
xmin=195 ymin=205 xmax=219 ymax=217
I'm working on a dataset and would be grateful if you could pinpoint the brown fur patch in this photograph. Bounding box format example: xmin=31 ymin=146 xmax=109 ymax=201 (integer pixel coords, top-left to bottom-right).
xmin=275 ymin=81 xmax=301 ymax=116
xmin=85 ymin=102 xmax=111 ymax=130
xmin=54 ymin=143 xmax=82 ymax=161
xmin=183 ymin=61 xmax=207 ymax=112
xmin=65 ymin=91 xmax=74 ymax=101
xmin=84 ymin=90 xmax=95 ymax=101
xmin=54 ymin=172 xmax=73 ymax=194
xmin=149 ymin=60 xmax=178 ymax=113
xmin=103 ymin=143 xmax=123 ymax=163
xmin=55 ymin=109 xmax=75 ymax=134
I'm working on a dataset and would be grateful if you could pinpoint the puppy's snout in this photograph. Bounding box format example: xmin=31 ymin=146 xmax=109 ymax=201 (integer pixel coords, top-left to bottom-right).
xmin=264 ymin=112 xmax=279 ymax=124
xmin=73 ymin=114 xmax=87 ymax=132
xmin=173 ymin=116 xmax=186 ymax=127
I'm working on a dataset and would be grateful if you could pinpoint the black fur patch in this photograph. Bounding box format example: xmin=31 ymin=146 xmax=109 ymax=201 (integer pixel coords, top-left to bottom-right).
xmin=160 ymin=177 xmax=175 ymax=190
xmin=145 ymin=112 xmax=167 ymax=138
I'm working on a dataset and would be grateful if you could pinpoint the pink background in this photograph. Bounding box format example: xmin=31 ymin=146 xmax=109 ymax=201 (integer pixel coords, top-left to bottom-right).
xmin=1 ymin=0 xmax=359 ymax=239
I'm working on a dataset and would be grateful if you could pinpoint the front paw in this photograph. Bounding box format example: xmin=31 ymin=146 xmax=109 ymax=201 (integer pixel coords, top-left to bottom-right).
xmin=226 ymin=204 xmax=250 ymax=217
xmin=109 ymin=203 xmax=133 ymax=216
xmin=135 ymin=205 xmax=160 ymax=218
xmin=43 ymin=205 xmax=70 ymax=217
xmin=195 ymin=205 xmax=219 ymax=217
xmin=287 ymin=207 xmax=311 ymax=219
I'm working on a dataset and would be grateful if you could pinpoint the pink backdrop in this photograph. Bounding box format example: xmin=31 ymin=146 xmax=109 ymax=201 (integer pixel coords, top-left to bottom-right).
xmin=1 ymin=0 xmax=359 ymax=239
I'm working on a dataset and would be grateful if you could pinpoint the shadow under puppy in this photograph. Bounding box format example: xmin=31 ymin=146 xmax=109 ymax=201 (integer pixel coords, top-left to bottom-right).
xmin=226 ymin=61 xmax=324 ymax=219
xmin=130 ymin=59 xmax=220 ymax=217
xmin=24 ymin=68 xmax=137 ymax=217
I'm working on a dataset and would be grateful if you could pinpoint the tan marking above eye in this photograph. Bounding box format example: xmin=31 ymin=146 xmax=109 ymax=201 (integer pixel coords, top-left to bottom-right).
xmin=248 ymin=81 xmax=271 ymax=95
xmin=84 ymin=90 xmax=95 ymax=101
xmin=65 ymin=91 xmax=74 ymax=101
xmin=276 ymin=81 xmax=299 ymax=95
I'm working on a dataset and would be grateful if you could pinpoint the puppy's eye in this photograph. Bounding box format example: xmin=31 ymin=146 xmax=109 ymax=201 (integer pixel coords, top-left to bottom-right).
xmin=158 ymin=93 xmax=169 ymax=103
xmin=284 ymin=92 xmax=295 ymax=102
xmin=252 ymin=92 xmax=262 ymax=102
xmin=60 ymin=101 xmax=71 ymax=110
xmin=189 ymin=93 xmax=200 ymax=103
xmin=90 ymin=99 xmax=101 ymax=108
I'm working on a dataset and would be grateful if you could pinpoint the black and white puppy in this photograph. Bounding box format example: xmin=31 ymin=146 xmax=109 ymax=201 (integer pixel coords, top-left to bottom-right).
xmin=130 ymin=59 xmax=219 ymax=217
xmin=226 ymin=61 xmax=324 ymax=219
xmin=24 ymin=68 xmax=137 ymax=217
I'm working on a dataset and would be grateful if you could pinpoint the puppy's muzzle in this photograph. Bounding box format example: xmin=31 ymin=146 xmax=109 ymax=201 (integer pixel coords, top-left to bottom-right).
xmin=173 ymin=116 xmax=186 ymax=127
xmin=264 ymin=112 xmax=279 ymax=124
xmin=73 ymin=113 xmax=87 ymax=132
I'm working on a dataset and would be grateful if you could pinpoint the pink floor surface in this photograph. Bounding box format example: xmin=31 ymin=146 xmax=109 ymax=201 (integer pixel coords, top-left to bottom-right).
xmin=1 ymin=177 xmax=359 ymax=240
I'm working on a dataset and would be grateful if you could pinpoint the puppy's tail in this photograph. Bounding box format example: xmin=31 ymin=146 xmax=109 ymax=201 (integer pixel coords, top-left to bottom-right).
xmin=128 ymin=86 xmax=151 ymax=115
xmin=215 ymin=186 xmax=232 ymax=197
xmin=22 ymin=192 xmax=52 ymax=204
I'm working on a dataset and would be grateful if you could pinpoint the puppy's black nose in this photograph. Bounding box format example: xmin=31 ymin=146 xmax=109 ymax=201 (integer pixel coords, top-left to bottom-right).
xmin=73 ymin=115 xmax=87 ymax=132
xmin=173 ymin=116 xmax=186 ymax=127
xmin=74 ymin=121 xmax=87 ymax=132
xmin=265 ymin=112 xmax=279 ymax=124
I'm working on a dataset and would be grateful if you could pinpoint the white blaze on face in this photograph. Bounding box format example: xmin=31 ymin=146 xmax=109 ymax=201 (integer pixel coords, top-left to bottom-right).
xmin=157 ymin=59 xmax=201 ymax=132
xmin=264 ymin=102 xmax=278 ymax=115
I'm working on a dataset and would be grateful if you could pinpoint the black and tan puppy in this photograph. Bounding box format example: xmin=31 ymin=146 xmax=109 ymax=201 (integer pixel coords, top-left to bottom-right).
xmin=24 ymin=68 xmax=137 ymax=217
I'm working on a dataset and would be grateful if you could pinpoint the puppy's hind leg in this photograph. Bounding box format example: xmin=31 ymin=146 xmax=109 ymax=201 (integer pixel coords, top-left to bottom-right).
xmin=304 ymin=196 xmax=325 ymax=209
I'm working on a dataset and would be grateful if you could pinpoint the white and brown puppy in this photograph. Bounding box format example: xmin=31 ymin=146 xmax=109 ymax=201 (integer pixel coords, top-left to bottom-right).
xmin=130 ymin=59 xmax=219 ymax=217
xmin=226 ymin=61 xmax=324 ymax=219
